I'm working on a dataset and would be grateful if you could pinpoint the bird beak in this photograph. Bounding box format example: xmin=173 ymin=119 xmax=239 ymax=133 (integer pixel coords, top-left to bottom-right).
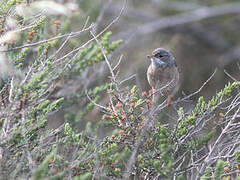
xmin=147 ymin=55 xmax=153 ymax=60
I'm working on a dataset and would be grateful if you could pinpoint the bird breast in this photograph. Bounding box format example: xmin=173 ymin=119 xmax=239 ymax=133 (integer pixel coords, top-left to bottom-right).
xmin=147 ymin=64 xmax=179 ymax=93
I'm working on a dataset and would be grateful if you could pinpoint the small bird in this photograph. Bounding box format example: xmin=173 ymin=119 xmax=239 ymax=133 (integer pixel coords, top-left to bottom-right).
xmin=147 ymin=48 xmax=179 ymax=106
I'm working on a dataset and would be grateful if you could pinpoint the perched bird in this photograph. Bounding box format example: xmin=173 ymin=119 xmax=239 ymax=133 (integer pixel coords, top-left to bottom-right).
xmin=147 ymin=48 xmax=179 ymax=106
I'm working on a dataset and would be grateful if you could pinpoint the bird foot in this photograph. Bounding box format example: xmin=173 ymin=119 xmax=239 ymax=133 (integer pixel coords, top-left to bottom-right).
xmin=167 ymin=95 xmax=173 ymax=107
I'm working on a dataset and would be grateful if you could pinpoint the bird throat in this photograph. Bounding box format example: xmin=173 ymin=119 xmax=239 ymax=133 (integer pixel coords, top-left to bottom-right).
xmin=151 ymin=58 xmax=175 ymax=68
xmin=151 ymin=59 xmax=166 ymax=68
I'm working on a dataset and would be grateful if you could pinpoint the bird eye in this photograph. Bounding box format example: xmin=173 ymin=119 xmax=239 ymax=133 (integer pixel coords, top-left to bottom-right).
xmin=156 ymin=53 xmax=163 ymax=58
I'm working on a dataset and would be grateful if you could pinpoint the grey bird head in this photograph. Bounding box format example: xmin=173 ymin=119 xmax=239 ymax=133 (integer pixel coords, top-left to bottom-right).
xmin=147 ymin=48 xmax=176 ymax=67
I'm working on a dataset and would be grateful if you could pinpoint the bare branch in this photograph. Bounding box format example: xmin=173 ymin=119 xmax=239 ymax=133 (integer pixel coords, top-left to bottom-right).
xmin=2 ymin=25 xmax=93 ymax=52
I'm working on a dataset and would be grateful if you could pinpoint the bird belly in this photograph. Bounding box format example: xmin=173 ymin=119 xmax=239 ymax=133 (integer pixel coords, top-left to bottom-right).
xmin=147 ymin=64 xmax=179 ymax=96
xmin=153 ymin=66 xmax=179 ymax=93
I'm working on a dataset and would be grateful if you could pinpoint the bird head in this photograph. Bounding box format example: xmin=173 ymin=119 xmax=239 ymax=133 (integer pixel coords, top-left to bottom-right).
xmin=147 ymin=48 xmax=176 ymax=67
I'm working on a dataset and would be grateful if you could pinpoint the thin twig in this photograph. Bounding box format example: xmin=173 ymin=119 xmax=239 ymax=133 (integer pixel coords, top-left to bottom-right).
xmin=224 ymin=69 xmax=238 ymax=82
xmin=85 ymin=89 xmax=110 ymax=113
xmin=54 ymin=0 xmax=127 ymax=65
xmin=177 ymin=69 xmax=217 ymax=102
xmin=2 ymin=25 xmax=93 ymax=52
xmin=8 ymin=77 xmax=14 ymax=103
xmin=113 ymin=54 xmax=123 ymax=71
xmin=90 ymin=30 xmax=116 ymax=81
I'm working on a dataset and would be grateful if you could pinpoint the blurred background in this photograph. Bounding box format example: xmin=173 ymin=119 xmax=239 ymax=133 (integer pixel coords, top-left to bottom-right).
xmin=96 ymin=0 xmax=240 ymax=100
xmin=68 ymin=0 xmax=239 ymax=97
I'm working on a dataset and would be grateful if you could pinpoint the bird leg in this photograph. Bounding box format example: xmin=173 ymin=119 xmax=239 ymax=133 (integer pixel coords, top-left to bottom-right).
xmin=167 ymin=93 xmax=173 ymax=107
